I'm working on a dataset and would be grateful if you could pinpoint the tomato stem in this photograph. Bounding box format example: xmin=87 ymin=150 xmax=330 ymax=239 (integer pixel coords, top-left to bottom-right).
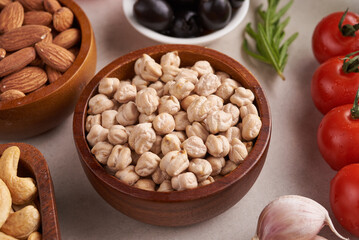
xmin=339 ymin=9 xmax=359 ymax=37
xmin=350 ymin=86 xmax=359 ymax=119
xmin=341 ymin=51 xmax=359 ymax=73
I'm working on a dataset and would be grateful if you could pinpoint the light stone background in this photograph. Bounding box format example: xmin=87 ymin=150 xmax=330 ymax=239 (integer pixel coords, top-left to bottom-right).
xmin=2 ymin=0 xmax=359 ymax=239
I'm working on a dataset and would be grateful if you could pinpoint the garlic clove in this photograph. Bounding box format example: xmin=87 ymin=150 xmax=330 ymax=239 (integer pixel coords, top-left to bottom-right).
xmin=253 ymin=195 xmax=348 ymax=240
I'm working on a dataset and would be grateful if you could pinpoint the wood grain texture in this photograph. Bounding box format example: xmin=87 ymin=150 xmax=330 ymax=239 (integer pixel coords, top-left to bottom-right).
xmin=73 ymin=45 xmax=272 ymax=226
xmin=0 ymin=0 xmax=97 ymax=140
xmin=0 ymin=143 xmax=61 ymax=239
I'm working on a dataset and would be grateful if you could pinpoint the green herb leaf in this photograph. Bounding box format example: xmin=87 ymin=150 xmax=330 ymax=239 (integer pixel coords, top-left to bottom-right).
xmin=243 ymin=0 xmax=298 ymax=80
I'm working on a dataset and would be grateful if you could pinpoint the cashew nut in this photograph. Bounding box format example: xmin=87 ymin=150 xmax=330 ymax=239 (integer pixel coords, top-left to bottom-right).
xmin=0 ymin=232 xmax=17 ymax=240
xmin=28 ymin=231 xmax=42 ymax=240
xmin=0 ymin=147 xmax=37 ymax=205
xmin=0 ymin=179 xmax=11 ymax=229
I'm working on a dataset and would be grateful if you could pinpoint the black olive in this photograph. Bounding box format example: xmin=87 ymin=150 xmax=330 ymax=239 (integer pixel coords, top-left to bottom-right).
xmin=229 ymin=0 xmax=244 ymax=8
xmin=166 ymin=0 xmax=198 ymax=7
xmin=170 ymin=10 xmax=202 ymax=38
xmin=199 ymin=0 xmax=232 ymax=31
xmin=134 ymin=0 xmax=174 ymax=32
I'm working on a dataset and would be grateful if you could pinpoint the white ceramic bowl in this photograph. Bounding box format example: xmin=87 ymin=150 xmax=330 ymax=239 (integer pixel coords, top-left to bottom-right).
xmin=122 ymin=0 xmax=249 ymax=45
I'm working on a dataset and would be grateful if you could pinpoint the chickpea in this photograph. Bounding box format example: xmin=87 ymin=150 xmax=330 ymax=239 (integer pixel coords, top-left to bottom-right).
xmin=188 ymin=158 xmax=212 ymax=182
xmin=169 ymin=78 xmax=195 ymax=100
xmin=160 ymin=51 xmax=180 ymax=67
xmin=85 ymin=114 xmax=101 ymax=132
xmin=139 ymin=113 xmax=156 ymax=123
xmin=101 ymin=110 xmax=118 ymax=129
xmin=181 ymin=136 xmax=207 ymax=158
xmin=230 ymin=87 xmax=255 ymax=107
xmin=148 ymin=81 xmax=164 ymax=97
xmin=116 ymin=101 xmax=139 ymax=126
xmin=160 ymin=150 xmax=189 ymax=177
xmin=152 ymin=113 xmax=175 ymax=135
xmin=187 ymin=96 xmax=209 ymax=122
xmin=132 ymin=75 xmax=148 ymax=91
xmin=240 ymin=103 xmax=258 ymax=119
xmin=152 ymin=167 xmax=170 ymax=185
xmin=134 ymin=179 xmax=156 ymax=191
xmin=98 ymin=77 xmax=120 ymax=97
xmin=161 ymin=65 xmax=180 ymax=83
xmin=125 ymin=125 xmax=135 ymax=136
xmin=195 ymin=73 xmax=221 ymax=96
xmin=244 ymin=141 xmax=254 ymax=152
xmin=157 ymin=179 xmax=173 ymax=192
xmin=113 ymin=82 xmax=137 ymax=104
xmin=115 ymin=165 xmax=140 ymax=186
xmin=191 ymin=60 xmax=213 ymax=77
xmin=206 ymin=95 xmax=224 ymax=114
xmin=163 ymin=80 xmax=175 ymax=96
xmin=161 ymin=134 xmax=181 ymax=155
xmin=135 ymin=54 xmax=162 ymax=82
xmin=215 ymin=71 xmax=230 ymax=82
xmin=128 ymin=123 xmax=156 ymax=154
xmin=207 ymin=157 xmax=225 ymax=176
xmin=221 ymin=126 xmax=242 ymax=143
xmin=91 ymin=141 xmax=113 ymax=164
xmin=220 ymin=160 xmax=238 ymax=176
xmin=205 ymin=134 xmax=230 ymax=158
xmin=87 ymin=124 xmax=109 ymax=147
xmin=229 ymin=138 xmax=248 ymax=164
xmin=150 ymin=135 xmax=162 ymax=155
xmin=174 ymin=111 xmax=190 ymax=131
xmin=181 ymin=94 xmax=199 ymax=111
xmin=107 ymin=145 xmax=132 ymax=171
xmin=135 ymin=152 xmax=161 ymax=177
xmin=171 ymin=172 xmax=198 ymax=191
xmin=215 ymin=78 xmax=241 ymax=101
xmin=158 ymin=95 xmax=180 ymax=115
xmin=223 ymin=103 xmax=240 ymax=126
xmin=204 ymin=110 xmax=232 ymax=134
xmin=175 ymin=68 xmax=199 ymax=85
xmin=88 ymin=94 xmax=114 ymax=114
xmin=171 ymin=131 xmax=187 ymax=142
xmin=108 ymin=125 xmax=128 ymax=145
xmin=186 ymin=122 xmax=209 ymax=142
xmin=136 ymin=88 xmax=159 ymax=115
xmin=242 ymin=114 xmax=262 ymax=141
xmin=199 ymin=176 xmax=215 ymax=186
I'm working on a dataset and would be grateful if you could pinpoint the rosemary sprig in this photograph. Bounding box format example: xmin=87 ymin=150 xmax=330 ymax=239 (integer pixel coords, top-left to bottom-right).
xmin=243 ymin=0 xmax=298 ymax=80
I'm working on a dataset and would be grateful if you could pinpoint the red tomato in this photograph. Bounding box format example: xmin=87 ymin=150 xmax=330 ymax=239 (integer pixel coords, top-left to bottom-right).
xmin=311 ymin=56 xmax=359 ymax=114
xmin=317 ymin=104 xmax=359 ymax=170
xmin=330 ymin=164 xmax=359 ymax=237
xmin=312 ymin=11 xmax=359 ymax=63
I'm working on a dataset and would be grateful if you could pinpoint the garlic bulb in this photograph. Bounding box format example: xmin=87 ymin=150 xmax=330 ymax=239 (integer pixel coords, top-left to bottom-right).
xmin=252 ymin=195 xmax=348 ymax=240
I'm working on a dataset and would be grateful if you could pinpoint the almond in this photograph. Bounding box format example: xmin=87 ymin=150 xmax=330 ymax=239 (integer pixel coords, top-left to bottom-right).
xmin=0 ymin=47 xmax=36 ymax=77
xmin=0 ymin=67 xmax=48 ymax=93
xmin=53 ymin=7 xmax=74 ymax=32
xmin=29 ymin=56 xmax=44 ymax=67
xmin=41 ymin=31 xmax=53 ymax=43
xmin=43 ymin=0 xmax=61 ymax=14
xmin=46 ymin=65 xmax=62 ymax=83
xmin=0 ymin=25 xmax=51 ymax=51
xmin=35 ymin=41 xmax=75 ymax=72
xmin=24 ymin=11 xmax=53 ymax=26
xmin=0 ymin=89 xmax=26 ymax=102
xmin=53 ymin=28 xmax=80 ymax=49
xmin=0 ymin=48 xmax=5 ymax=60
xmin=0 ymin=2 xmax=24 ymax=33
xmin=0 ymin=0 xmax=11 ymax=9
xmin=17 ymin=0 xmax=44 ymax=11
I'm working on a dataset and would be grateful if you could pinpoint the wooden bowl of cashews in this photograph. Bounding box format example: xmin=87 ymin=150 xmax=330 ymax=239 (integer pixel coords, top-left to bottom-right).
xmin=0 ymin=0 xmax=97 ymax=140
xmin=0 ymin=143 xmax=60 ymax=239
xmin=73 ymin=44 xmax=271 ymax=226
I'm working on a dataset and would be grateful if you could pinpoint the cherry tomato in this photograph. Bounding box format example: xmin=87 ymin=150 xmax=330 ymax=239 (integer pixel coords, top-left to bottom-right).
xmin=311 ymin=56 xmax=359 ymax=114
xmin=317 ymin=104 xmax=359 ymax=171
xmin=312 ymin=11 xmax=359 ymax=63
xmin=330 ymin=163 xmax=359 ymax=237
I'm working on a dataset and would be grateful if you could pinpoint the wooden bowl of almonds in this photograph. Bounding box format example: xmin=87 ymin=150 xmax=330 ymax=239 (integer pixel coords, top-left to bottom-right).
xmin=0 ymin=0 xmax=97 ymax=139
xmin=0 ymin=142 xmax=60 ymax=239
xmin=73 ymin=44 xmax=271 ymax=226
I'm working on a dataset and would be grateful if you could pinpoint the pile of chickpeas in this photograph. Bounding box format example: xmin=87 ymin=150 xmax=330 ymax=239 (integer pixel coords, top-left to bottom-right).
xmin=85 ymin=51 xmax=262 ymax=192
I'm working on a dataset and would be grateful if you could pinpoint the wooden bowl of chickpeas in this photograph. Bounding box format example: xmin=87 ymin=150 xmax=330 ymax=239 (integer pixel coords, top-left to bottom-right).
xmin=73 ymin=44 xmax=271 ymax=226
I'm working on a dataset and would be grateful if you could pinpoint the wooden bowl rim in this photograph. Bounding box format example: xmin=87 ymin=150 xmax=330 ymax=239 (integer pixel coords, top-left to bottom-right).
xmin=0 ymin=0 xmax=93 ymax=111
xmin=0 ymin=142 xmax=61 ymax=239
xmin=73 ymin=44 xmax=271 ymax=202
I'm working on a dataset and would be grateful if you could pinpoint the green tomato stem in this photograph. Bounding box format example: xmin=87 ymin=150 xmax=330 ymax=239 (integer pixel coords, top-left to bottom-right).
xmin=341 ymin=51 xmax=359 ymax=73
xmin=350 ymin=86 xmax=359 ymax=119
xmin=338 ymin=8 xmax=359 ymax=37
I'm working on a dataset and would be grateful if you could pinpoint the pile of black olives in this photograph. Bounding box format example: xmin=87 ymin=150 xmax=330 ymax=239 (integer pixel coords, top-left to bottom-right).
xmin=133 ymin=0 xmax=244 ymax=38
